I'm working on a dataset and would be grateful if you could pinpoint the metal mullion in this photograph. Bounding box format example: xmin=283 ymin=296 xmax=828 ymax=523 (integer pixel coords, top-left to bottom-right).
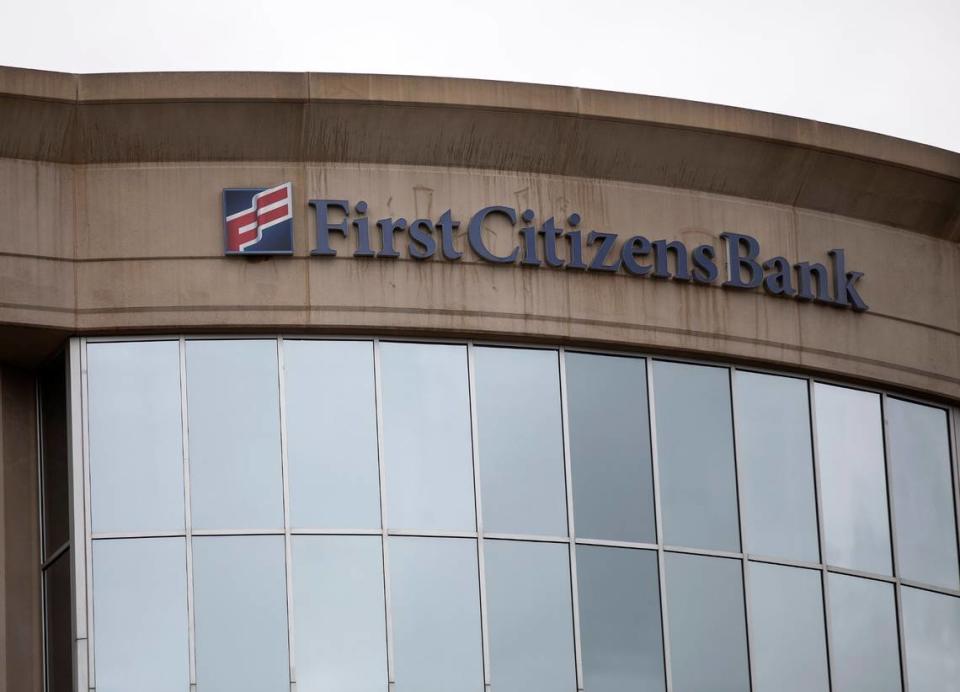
xmin=894 ymin=581 xmax=910 ymax=692
xmin=190 ymin=528 xmax=285 ymax=537
xmin=483 ymin=532 xmax=570 ymax=544
xmin=277 ymin=337 xmax=297 ymax=689
xmin=35 ymin=372 xmax=50 ymax=692
xmin=291 ymin=528 xmax=382 ymax=536
xmin=91 ymin=531 xmax=186 ymax=540
xmin=40 ymin=541 xmax=71 ymax=571
xmin=898 ymin=577 xmax=960 ymax=598
xmin=77 ymin=338 xmax=95 ymax=690
xmin=467 ymin=342 xmax=492 ymax=688
xmin=386 ymin=529 xmax=478 ymax=539
xmin=808 ymin=379 xmax=835 ymax=692
xmin=730 ymin=368 xmax=756 ymax=692
xmin=824 ymin=564 xmax=897 ymax=584
xmin=179 ymin=336 xmax=198 ymax=690
xmin=558 ymin=348 xmax=584 ymax=691
xmin=573 ymin=538 xmax=659 ymax=551
xmin=372 ymin=338 xmax=396 ymax=688
xmin=880 ymin=393 xmax=910 ymax=692
xmin=949 ymin=407 xmax=960 ymax=594
xmin=646 ymin=359 xmax=673 ymax=692
xmin=745 ymin=553 xmax=822 ymax=572
xmin=661 ymin=545 xmax=744 ymax=560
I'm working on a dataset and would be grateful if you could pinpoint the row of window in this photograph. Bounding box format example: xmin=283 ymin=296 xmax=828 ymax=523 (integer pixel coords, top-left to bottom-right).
xmin=59 ymin=338 xmax=960 ymax=692
xmin=80 ymin=339 xmax=960 ymax=587
xmin=90 ymin=535 xmax=960 ymax=692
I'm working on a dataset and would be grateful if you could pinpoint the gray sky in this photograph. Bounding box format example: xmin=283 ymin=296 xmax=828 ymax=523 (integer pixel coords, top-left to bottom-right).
xmin=2 ymin=0 xmax=958 ymax=152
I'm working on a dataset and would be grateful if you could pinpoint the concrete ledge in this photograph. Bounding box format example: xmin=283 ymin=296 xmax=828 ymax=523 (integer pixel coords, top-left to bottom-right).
xmin=0 ymin=67 xmax=958 ymax=239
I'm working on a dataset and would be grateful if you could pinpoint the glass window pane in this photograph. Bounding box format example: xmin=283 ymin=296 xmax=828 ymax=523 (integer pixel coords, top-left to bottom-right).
xmin=576 ymin=546 xmax=664 ymax=692
xmin=43 ymin=551 xmax=72 ymax=692
xmin=735 ymin=372 xmax=819 ymax=562
xmin=475 ymin=347 xmax=567 ymax=536
xmin=40 ymin=352 xmax=69 ymax=555
xmin=92 ymin=538 xmax=189 ymax=692
xmin=653 ymin=362 xmax=740 ymax=552
xmin=886 ymin=399 xmax=959 ymax=590
xmin=485 ymin=539 xmax=576 ymax=692
xmin=284 ymin=340 xmax=380 ymax=530
xmin=901 ymin=586 xmax=960 ymax=692
xmin=827 ymin=573 xmax=901 ymax=692
xmin=815 ymin=384 xmax=892 ymax=575
xmin=665 ymin=552 xmax=749 ymax=692
xmin=381 ymin=343 xmax=475 ymax=531
xmin=186 ymin=340 xmax=283 ymax=530
xmin=748 ymin=562 xmax=829 ymax=692
xmin=566 ymin=353 xmax=655 ymax=543
xmin=192 ymin=536 xmax=289 ymax=692
xmin=389 ymin=537 xmax=483 ymax=692
xmin=88 ymin=341 xmax=184 ymax=533
xmin=292 ymin=536 xmax=387 ymax=692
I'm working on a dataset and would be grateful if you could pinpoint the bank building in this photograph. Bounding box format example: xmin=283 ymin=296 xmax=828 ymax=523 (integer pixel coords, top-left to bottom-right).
xmin=1 ymin=66 xmax=959 ymax=692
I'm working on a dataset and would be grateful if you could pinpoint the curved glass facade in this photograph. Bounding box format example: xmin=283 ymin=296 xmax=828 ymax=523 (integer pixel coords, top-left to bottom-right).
xmin=71 ymin=337 xmax=960 ymax=692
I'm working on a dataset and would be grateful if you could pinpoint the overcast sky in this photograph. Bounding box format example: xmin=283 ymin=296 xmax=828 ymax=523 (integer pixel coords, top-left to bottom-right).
xmin=2 ymin=0 xmax=957 ymax=153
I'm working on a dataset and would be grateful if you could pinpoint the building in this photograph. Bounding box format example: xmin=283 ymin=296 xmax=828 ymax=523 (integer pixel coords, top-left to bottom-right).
xmin=1 ymin=65 xmax=959 ymax=692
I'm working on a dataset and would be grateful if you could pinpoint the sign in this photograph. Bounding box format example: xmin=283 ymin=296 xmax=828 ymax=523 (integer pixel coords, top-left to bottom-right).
xmin=223 ymin=185 xmax=868 ymax=312
xmin=223 ymin=183 xmax=293 ymax=254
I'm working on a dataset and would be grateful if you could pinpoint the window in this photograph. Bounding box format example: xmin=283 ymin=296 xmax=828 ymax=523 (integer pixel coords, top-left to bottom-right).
xmin=827 ymin=573 xmax=901 ymax=692
xmin=566 ymin=353 xmax=655 ymax=543
xmin=735 ymin=371 xmax=819 ymax=563
xmin=654 ymin=362 xmax=740 ymax=552
xmin=815 ymin=383 xmax=892 ymax=575
xmin=747 ymin=562 xmax=829 ymax=692
xmin=577 ymin=545 xmax=664 ymax=691
xmin=381 ymin=343 xmax=475 ymax=531
xmin=664 ymin=552 xmax=750 ymax=692
xmin=284 ymin=340 xmax=380 ymax=530
xmin=886 ymin=398 xmax=960 ymax=590
xmin=475 ymin=347 xmax=567 ymax=537
xmin=485 ymin=540 xmax=576 ymax=692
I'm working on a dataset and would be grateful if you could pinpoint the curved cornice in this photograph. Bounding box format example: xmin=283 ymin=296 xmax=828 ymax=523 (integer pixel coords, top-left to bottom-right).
xmin=1 ymin=66 xmax=958 ymax=240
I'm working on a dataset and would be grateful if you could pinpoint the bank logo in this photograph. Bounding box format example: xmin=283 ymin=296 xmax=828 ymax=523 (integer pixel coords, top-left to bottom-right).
xmin=224 ymin=183 xmax=293 ymax=255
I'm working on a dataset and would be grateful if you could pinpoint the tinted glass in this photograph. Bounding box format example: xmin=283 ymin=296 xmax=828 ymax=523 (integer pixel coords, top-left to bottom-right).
xmin=192 ymin=536 xmax=289 ymax=692
xmin=284 ymin=340 xmax=380 ymax=530
xmin=381 ymin=343 xmax=475 ymax=531
xmin=665 ymin=552 xmax=749 ymax=692
xmin=186 ymin=340 xmax=283 ymax=530
xmin=901 ymin=587 xmax=960 ymax=692
xmin=292 ymin=536 xmax=387 ymax=692
xmin=735 ymin=371 xmax=819 ymax=562
xmin=88 ymin=341 xmax=184 ymax=533
xmin=40 ymin=353 xmax=69 ymax=554
xmin=577 ymin=546 xmax=664 ymax=692
xmin=92 ymin=538 xmax=189 ymax=692
xmin=815 ymin=384 xmax=892 ymax=575
xmin=566 ymin=353 xmax=655 ymax=543
xmin=748 ymin=562 xmax=829 ymax=692
xmin=485 ymin=540 xmax=576 ymax=692
xmin=389 ymin=537 xmax=483 ymax=692
xmin=886 ymin=398 xmax=959 ymax=590
xmin=827 ymin=573 xmax=901 ymax=692
xmin=475 ymin=347 xmax=567 ymax=536
xmin=44 ymin=551 xmax=72 ymax=692
xmin=654 ymin=362 xmax=740 ymax=552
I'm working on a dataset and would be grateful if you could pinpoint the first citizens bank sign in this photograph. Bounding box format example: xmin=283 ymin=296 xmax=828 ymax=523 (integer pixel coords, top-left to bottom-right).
xmin=223 ymin=183 xmax=869 ymax=313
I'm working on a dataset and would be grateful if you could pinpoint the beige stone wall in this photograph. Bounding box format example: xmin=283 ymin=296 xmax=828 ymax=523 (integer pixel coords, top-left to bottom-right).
xmin=1 ymin=157 xmax=958 ymax=399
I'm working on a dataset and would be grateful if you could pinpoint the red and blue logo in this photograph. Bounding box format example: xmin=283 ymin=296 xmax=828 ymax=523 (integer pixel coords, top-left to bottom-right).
xmin=224 ymin=183 xmax=293 ymax=254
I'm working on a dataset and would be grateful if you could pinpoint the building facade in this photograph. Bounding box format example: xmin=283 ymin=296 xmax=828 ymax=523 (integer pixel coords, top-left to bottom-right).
xmin=1 ymin=66 xmax=959 ymax=692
